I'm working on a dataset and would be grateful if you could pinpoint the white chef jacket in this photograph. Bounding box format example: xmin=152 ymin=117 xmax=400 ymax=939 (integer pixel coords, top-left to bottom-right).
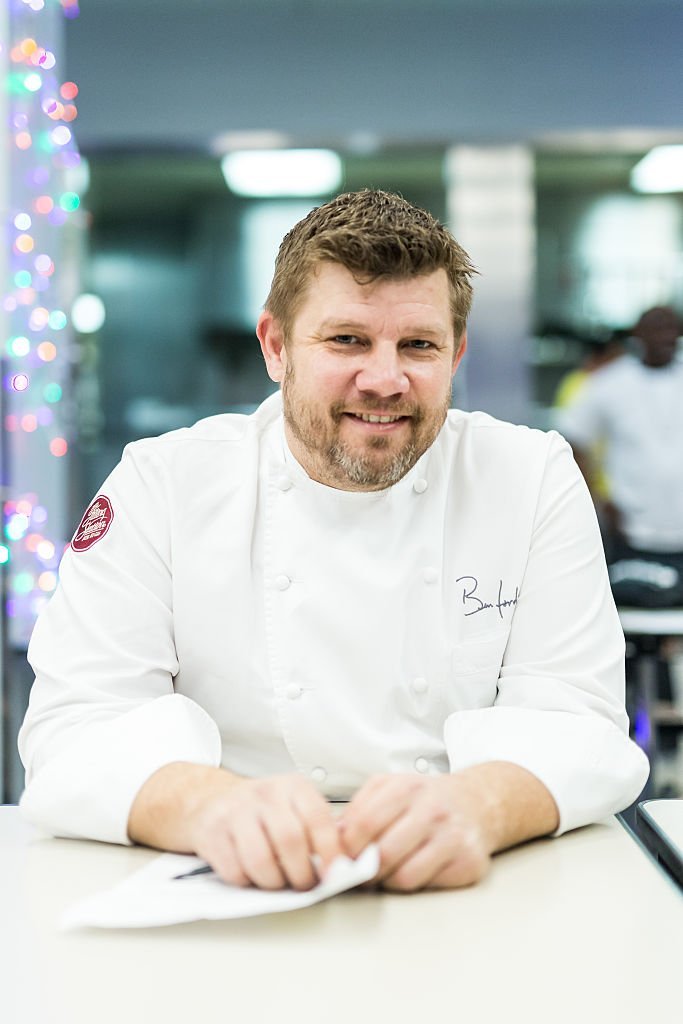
xmin=556 ymin=354 xmax=683 ymax=551
xmin=19 ymin=392 xmax=649 ymax=844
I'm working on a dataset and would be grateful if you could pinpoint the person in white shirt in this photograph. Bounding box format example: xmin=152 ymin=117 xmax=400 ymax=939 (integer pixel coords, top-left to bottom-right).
xmin=556 ymin=306 xmax=683 ymax=604
xmin=19 ymin=190 xmax=648 ymax=893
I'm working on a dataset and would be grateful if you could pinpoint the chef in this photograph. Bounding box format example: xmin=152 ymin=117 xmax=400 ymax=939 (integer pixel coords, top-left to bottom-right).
xmin=19 ymin=189 xmax=648 ymax=893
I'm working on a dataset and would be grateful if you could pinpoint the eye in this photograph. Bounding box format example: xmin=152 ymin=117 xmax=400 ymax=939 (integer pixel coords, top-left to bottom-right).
xmin=407 ymin=339 xmax=434 ymax=350
xmin=332 ymin=335 xmax=362 ymax=346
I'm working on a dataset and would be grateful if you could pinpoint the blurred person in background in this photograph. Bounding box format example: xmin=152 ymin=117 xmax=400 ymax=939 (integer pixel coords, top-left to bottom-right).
xmin=552 ymin=330 xmax=626 ymax=519
xmin=557 ymin=306 xmax=683 ymax=606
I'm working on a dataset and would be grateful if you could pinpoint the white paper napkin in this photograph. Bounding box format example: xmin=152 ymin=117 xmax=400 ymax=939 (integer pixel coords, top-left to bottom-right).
xmin=61 ymin=844 xmax=380 ymax=930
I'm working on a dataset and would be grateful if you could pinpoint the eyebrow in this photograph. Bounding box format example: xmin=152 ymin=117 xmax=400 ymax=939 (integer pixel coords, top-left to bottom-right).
xmin=317 ymin=319 xmax=448 ymax=340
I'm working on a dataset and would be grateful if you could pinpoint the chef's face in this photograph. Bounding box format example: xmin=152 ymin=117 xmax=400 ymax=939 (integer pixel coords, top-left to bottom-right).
xmin=257 ymin=262 xmax=465 ymax=491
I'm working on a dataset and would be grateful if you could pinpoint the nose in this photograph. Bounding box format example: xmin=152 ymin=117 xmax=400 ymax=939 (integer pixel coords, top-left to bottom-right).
xmin=355 ymin=345 xmax=410 ymax=397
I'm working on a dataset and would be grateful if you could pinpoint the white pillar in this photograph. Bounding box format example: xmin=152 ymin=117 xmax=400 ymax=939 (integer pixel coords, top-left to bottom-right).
xmin=445 ymin=146 xmax=535 ymax=425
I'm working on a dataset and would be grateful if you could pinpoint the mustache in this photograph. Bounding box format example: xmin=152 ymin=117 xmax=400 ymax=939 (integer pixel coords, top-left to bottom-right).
xmin=330 ymin=400 xmax=423 ymax=421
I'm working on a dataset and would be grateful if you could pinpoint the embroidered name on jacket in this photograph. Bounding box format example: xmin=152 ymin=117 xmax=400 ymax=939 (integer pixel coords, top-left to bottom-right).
xmin=71 ymin=495 xmax=114 ymax=552
xmin=456 ymin=575 xmax=520 ymax=618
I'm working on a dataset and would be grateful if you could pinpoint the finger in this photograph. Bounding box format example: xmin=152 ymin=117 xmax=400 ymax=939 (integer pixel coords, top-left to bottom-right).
xmin=290 ymin=790 xmax=344 ymax=874
xmin=200 ymin=834 xmax=251 ymax=888
xmin=370 ymin=806 xmax=434 ymax=881
xmin=384 ymin=833 xmax=491 ymax=892
xmin=382 ymin=839 xmax=452 ymax=892
xmin=426 ymin=846 xmax=491 ymax=890
xmin=261 ymin=804 xmax=318 ymax=891
xmin=231 ymin=814 xmax=287 ymax=890
xmin=340 ymin=777 xmax=410 ymax=857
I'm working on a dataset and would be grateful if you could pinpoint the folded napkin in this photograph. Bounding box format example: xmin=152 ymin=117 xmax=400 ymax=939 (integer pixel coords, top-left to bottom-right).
xmin=61 ymin=845 xmax=380 ymax=930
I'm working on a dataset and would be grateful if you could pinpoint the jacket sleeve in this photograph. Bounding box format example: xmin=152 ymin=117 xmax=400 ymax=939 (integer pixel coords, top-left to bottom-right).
xmin=443 ymin=433 xmax=649 ymax=834
xmin=18 ymin=442 xmax=222 ymax=845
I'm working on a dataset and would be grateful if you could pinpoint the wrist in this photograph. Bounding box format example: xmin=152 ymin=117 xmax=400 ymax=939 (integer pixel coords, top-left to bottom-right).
xmin=128 ymin=761 xmax=243 ymax=852
xmin=447 ymin=761 xmax=559 ymax=854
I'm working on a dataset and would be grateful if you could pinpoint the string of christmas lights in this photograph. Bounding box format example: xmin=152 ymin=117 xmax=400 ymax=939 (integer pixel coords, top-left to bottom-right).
xmin=3 ymin=0 xmax=82 ymax=645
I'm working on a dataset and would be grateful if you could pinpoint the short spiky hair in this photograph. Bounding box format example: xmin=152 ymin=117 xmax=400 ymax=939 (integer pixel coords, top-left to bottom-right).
xmin=265 ymin=189 xmax=476 ymax=341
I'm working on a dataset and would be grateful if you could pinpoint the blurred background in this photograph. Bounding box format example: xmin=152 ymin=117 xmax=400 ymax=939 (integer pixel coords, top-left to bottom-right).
xmin=3 ymin=0 xmax=683 ymax=802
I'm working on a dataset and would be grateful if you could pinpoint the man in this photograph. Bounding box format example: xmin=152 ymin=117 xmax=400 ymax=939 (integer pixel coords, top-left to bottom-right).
xmin=557 ymin=306 xmax=683 ymax=605
xmin=19 ymin=190 xmax=648 ymax=893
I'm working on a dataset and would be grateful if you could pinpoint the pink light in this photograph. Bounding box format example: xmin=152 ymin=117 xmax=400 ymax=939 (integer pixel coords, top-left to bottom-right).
xmin=50 ymin=437 xmax=68 ymax=457
xmin=34 ymin=195 xmax=54 ymax=214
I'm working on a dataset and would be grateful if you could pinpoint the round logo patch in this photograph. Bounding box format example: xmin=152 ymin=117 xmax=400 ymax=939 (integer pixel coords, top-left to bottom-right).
xmin=71 ymin=495 xmax=114 ymax=552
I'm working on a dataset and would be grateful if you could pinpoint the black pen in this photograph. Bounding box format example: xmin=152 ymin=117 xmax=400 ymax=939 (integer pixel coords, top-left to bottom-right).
xmin=173 ymin=864 xmax=215 ymax=880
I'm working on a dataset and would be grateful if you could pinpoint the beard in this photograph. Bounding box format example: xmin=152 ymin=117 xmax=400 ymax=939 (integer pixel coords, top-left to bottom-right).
xmin=281 ymin=364 xmax=451 ymax=490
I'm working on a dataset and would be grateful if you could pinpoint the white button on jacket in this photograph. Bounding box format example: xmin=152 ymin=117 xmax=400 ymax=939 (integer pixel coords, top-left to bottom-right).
xmin=18 ymin=393 xmax=649 ymax=846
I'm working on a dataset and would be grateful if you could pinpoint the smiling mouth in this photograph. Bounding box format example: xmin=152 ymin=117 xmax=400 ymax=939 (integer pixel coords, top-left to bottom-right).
xmin=345 ymin=412 xmax=408 ymax=424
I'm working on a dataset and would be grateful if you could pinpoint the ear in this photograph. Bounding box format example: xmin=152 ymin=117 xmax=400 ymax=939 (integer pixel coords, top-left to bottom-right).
xmin=257 ymin=311 xmax=288 ymax=383
xmin=452 ymin=330 xmax=467 ymax=375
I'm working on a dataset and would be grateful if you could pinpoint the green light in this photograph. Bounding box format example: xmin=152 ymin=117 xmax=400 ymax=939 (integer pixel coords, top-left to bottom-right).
xmin=13 ymin=572 xmax=34 ymax=596
xmin=44 ymin=383 xmax=62 ymax=403
xmin=9 ymin=336 xmax=30 ymax=357
xmin=49 ymin=310 xmax=67 ymax=330
xmin=59 ymin=192 xmax=80 ymax=212
xmin=0 ymin=546 xmax=9 ymax=566
xmin=14 ymin=270 xmax=32 ymax=289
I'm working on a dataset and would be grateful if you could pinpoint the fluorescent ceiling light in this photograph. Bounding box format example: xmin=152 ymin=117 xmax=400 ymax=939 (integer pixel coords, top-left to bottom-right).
xmin=631 ymin=146 xmax=683 ymax=193
xmin=221 ymin=149 xmax=342 ymax=197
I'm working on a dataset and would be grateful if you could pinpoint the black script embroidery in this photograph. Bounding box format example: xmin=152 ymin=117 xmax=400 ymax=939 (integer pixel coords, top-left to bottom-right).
xmin=456 ymin=576 xmax=519 ymax=619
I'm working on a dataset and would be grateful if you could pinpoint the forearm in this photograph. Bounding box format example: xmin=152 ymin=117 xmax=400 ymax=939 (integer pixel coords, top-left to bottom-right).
xmin=451 ymin=760 xmax=560 ymax=854
xmin=127 ymin=761 xmax=243 ymax=852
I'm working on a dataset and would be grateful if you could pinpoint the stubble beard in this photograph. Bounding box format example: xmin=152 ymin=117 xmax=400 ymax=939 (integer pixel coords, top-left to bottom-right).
xmin=282 ymin=364 xmax=451 ymax=490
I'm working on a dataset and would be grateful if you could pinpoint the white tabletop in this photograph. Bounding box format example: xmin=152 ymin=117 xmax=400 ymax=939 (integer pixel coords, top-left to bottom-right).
xmin=1 ymin=806 xmax=681 ymax=1024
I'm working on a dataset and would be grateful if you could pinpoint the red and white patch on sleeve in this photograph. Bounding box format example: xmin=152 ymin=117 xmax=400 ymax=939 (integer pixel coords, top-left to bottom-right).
xmin=71 ymin=495 xmax=114 ymax=552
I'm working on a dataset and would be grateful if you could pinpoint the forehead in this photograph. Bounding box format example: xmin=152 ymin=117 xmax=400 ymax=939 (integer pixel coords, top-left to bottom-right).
xmin=293 ymin=262 xmax=452 ymax=330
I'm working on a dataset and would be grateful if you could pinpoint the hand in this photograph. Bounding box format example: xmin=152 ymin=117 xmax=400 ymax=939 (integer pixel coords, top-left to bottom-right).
xmin=186 ymin=773 xmax=343 ymax=891
xmin=339 ymin=773 xmax=495 ymax=892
